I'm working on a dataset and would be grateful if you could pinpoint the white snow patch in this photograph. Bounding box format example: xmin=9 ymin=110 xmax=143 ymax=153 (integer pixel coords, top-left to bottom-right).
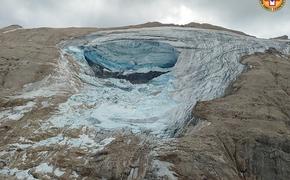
xmin=35 ymin=163 xmax=53 ymax=174
xmin=54 ymin=168 xmax=65 ymax=177
xmin=0 ymin=101 xmax=36 ymax=122
xmin=98 ymin=137 xmax=115 ymax=151
xmin=8 ymin=135 xmax=115 ymax=153
xmin=0 ymin=167 xmax=36 ymax=180
xmin=71 ymin=171 xmax=79 ymax=178
xmin=41 ymin=101 xmax=50 ymax=108
xmin=152 ymin=160 xmax=177 ymax=180
xmin=22 ymin=153 xmax=27 ymax=161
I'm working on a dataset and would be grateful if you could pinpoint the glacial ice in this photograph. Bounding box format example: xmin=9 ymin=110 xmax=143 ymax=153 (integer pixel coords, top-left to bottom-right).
xmin=45 ymin=27 xmax=290 ymax=136
xmin=82 ymin=40 xmax=179 ymax=83
xmin=83 ymin=40 xmax=179 ymax=72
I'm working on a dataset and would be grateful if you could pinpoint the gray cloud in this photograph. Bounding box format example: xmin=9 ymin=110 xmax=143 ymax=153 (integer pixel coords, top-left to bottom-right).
xmin=0 ymin=0 xmax=289 ymax=38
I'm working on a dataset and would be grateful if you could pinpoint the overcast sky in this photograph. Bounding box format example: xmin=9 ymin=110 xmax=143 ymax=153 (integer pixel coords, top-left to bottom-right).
xmin=0 ymin=0 xmax=289 ymax=38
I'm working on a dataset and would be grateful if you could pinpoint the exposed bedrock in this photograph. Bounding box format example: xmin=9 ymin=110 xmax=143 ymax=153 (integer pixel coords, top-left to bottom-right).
xmin=83 ymin=40 xmax=179 ymax=83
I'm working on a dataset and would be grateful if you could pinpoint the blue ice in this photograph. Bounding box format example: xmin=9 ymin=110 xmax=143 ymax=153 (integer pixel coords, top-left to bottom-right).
xmin=83 ymin=40 xmax=179 ymax=74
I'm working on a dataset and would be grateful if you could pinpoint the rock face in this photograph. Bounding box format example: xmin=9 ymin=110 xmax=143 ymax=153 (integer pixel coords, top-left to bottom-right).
xmin=183 ymin=51 xmax=290 ymax=180
xmin=271 ymin=35 xmax=289 ymax=40
xmin=0 ymin=23 xmax=290 ymax=180
xmin=0 ymin=25 xmax=22 ymax=33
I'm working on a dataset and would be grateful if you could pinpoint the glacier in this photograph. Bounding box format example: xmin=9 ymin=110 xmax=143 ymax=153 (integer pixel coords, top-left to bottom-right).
xmin=43 ymin=27 xmax=290 ymax=137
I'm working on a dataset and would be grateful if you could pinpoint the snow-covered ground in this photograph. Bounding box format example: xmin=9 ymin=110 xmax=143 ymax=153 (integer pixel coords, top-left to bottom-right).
xmin=43 ymin=27 xmax=290 ymax=136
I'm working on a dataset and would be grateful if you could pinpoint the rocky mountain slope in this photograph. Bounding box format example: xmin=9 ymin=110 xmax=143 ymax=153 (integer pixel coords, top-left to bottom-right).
xmin=0 ymin=23 xmax=290 ymax=180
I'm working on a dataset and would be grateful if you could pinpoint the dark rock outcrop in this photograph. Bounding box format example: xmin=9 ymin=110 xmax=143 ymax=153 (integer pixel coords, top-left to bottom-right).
xmin=271 ymin=35 xmax=289 ymax=40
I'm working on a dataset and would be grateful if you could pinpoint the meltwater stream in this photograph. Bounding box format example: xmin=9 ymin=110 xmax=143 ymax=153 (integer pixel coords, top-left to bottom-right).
xmin=48 ymin=27 xmax=290 ymax=137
